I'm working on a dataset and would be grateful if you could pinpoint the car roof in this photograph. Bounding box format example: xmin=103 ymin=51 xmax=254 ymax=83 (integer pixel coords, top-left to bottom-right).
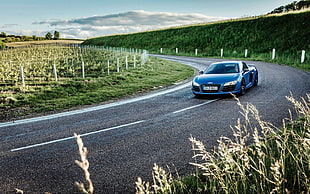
xmin=211 ymin=61 xmax=242 ymax=65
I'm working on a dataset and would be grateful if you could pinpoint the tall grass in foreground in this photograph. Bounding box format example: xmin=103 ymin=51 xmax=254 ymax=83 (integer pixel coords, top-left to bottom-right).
xmin=136 ymin=94 xmax=310 ymax=194
xmin=74 ymin=133 xmax=94 ymax=194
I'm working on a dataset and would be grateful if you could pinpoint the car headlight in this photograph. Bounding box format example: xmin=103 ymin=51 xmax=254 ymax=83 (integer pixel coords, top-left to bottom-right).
xmin=192 ymin=80 xmax=200 ymax=87
xmin=224 ymin=80 xmax=238 ymax=86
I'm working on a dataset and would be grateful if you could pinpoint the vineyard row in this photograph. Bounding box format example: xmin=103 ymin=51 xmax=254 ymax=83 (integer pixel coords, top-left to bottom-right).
xmin=0 ymin=44 xmax=148 ymax=85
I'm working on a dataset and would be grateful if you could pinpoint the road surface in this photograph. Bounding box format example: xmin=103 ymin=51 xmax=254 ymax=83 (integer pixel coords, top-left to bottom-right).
xmin=0 ymin=55 xmax=309 ymax=193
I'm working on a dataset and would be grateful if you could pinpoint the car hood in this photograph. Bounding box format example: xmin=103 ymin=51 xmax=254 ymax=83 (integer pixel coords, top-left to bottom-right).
xmin=194 ymin=73 xmax=240 ymax=84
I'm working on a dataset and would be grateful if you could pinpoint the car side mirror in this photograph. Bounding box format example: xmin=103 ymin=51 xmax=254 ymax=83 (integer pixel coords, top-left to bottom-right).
xmin=199 ymin=70 xmax=204 ymax=74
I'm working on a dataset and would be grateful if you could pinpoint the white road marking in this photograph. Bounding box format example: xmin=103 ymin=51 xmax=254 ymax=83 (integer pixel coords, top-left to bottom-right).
xmin=0 ymin=82 xmax=191 ymax=128
xmin=9 ymin=98 xmax=219 ymax=152
xmin=9 ymin=97 xmax=218 ymax=152
xmin=173 ymin=99 xmax=219 ymax=114
xmin=10 ymin=120 xmax=146 ymax=152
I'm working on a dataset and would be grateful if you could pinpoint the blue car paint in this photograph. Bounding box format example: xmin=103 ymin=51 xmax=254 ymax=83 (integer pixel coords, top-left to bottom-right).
xmin=192 ymin=61 xmax=258 ymax=96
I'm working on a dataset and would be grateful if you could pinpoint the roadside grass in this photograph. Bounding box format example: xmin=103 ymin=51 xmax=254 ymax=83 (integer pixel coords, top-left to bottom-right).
xmin=0 ymin=56 xmax=194 ymax=121
xmin=136 ymin=94 xmax=310 ymax=194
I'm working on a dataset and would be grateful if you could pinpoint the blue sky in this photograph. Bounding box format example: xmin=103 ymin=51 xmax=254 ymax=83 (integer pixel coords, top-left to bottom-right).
xmin=1 ymin=0 xmax=294 ymax=39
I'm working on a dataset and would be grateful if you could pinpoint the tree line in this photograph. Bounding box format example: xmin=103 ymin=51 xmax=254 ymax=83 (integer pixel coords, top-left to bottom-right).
xmin=0 ymin=31 xmax=60 ymax=44
xmin=269 ymin=0 xmax=310 ymax=14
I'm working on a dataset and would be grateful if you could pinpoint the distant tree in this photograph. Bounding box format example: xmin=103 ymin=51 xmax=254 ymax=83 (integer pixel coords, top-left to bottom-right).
xmin=54 ymin=31 xmax=60 ymax=40
xmin=269 ymin=0 xmax=310 ymax=14
xmin=0 ymin=32 xmax=7 ymax=37
xmin=297 ymin=0 xmax=310 ymax=9
xmin=45 ymin=32 xmax=53 ymax=40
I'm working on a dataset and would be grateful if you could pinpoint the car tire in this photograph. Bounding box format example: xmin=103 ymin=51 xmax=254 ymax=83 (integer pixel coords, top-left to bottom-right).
xmin=240 ymin=80 xmax=246 ymax=95
xmin=253 ymin=73 xmax=258 ymax=87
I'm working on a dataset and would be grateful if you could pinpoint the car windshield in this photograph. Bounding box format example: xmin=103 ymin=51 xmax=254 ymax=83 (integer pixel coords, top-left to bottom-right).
xmin=204 ymin=63 xmax=239 ymax=74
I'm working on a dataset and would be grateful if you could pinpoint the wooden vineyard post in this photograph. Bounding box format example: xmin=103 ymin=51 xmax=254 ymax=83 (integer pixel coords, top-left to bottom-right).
xmin=126 ymin=56 xmax=128 ymax=70
xmin=134 ymin=55 xmax=136 ymax=68
xmin=107 ymin=60 xmax=110 ymax=75
xmin=82 ymin=61 xmax=85 ymax=79
xmin=53 ymin=63 xmax=58 ymax=81
xmin=19 ymin=66 xmax=25 ymax=87
xmin=117 ymin=58 xmax=120 ymax=73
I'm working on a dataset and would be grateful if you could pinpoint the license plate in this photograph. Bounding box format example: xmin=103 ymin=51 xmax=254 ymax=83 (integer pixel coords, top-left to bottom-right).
xmin=203 ymin=86 xmax=218 ymax=90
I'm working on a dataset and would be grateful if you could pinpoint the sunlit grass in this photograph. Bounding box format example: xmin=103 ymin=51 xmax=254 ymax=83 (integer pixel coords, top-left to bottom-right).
xmin=136 ymin=93 xmax=310 ymax=193
xmin=0 ymin=56 xmax=193 ymax=121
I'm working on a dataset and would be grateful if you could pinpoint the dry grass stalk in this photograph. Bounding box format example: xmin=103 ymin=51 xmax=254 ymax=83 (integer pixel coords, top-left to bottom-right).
xmin=135 ymin=163 xmax=177 ymax=194
xmin=136 ymin=94 xmax=310 ymax=193
xmin=74 ymin=133 xmax=94 ymax=194
xmin=135 ymin=177 xmax=151 ymax=194
xmin=15 ymin=188 xmax=23 ymax=194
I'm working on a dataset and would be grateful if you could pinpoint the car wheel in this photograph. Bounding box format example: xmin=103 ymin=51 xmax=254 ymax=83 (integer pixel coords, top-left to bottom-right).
xmin=240 ymin=80 xmax=246 ymax=95
xmin=253 ymin=73 xmax=258 ymax=87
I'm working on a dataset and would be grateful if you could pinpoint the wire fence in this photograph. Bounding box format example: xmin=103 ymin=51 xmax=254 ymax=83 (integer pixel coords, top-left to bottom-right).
xmin=0 ymin=44 xmax=149 ymax=86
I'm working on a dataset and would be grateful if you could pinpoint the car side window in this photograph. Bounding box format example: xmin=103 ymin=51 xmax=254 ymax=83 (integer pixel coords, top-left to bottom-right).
xmin=242 ymin=62 xmax=249 ymax=71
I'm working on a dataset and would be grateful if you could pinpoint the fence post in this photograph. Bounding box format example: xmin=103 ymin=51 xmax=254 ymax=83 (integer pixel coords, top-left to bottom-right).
xmin=221 ymin=49 xmax=224 ymax=57
xmin=126 ymin=56 xmax=128 ymax=70
xmin=53 ymin=63 xmax=58 ymax=81
xmin=301 ymin=50 xmax=306 ymax=63
xmin=107 ymin=60 xmax=110 ymax=75
xmin=117 ymin=58 xmax=120 ymax=72
xmin=19 ymin=66 xmax=25 ymax=87
xmin=195 ymin=49 xmax=198 ymax=56
xmin=160 ymin=48 xmax=163 ymax=54
xmin=176 ymin=48 xmax=178 ymax=54
xmin=82 ymin=61 xmax=85 ymax=79
xmin=272 ymin=48 xmax=276 ymax=60
xmin=245 ymin=49 xmax=248 ymax=58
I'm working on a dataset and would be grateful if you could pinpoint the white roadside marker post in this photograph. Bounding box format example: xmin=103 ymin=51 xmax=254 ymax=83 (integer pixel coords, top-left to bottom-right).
xmin=272 ymin=48 xmax=276 ymax=60
xmin=301 ymin=50 xmax=306 ymax=63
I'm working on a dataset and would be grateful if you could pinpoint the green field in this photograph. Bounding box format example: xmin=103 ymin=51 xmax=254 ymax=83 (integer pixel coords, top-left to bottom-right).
xmin=83 ymin=11 xmax=310 ymax=71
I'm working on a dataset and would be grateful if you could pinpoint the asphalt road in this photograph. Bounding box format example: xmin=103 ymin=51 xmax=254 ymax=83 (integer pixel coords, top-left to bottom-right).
xmin=0 ymin=55 xmax=309 ymax=193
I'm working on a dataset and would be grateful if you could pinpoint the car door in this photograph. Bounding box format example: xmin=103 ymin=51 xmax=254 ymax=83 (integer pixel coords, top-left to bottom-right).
xmin=241 ymin=62 xmax=251 ymax=87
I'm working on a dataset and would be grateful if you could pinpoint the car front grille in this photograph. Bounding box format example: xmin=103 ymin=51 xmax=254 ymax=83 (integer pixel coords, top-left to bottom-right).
xmin=222 ymin=85 xmax=236 ymax=92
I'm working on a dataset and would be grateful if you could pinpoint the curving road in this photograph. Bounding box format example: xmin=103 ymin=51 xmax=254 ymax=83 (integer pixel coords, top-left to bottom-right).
xmin=0 ymin=55 xmax=309 ymax=193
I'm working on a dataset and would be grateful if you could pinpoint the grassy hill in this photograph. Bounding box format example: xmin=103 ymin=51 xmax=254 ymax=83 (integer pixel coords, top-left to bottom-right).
xmin=82 ymin=11 xmax=310 ymax=57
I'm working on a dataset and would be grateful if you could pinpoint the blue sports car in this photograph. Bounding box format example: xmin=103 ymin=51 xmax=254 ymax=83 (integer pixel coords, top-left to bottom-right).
xmin=192 ymin=61 xmax=258 ymax=96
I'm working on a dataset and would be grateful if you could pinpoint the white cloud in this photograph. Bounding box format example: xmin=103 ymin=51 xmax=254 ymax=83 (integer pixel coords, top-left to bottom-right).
xmin=34 ymin=10 xmax=228 ymax=39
